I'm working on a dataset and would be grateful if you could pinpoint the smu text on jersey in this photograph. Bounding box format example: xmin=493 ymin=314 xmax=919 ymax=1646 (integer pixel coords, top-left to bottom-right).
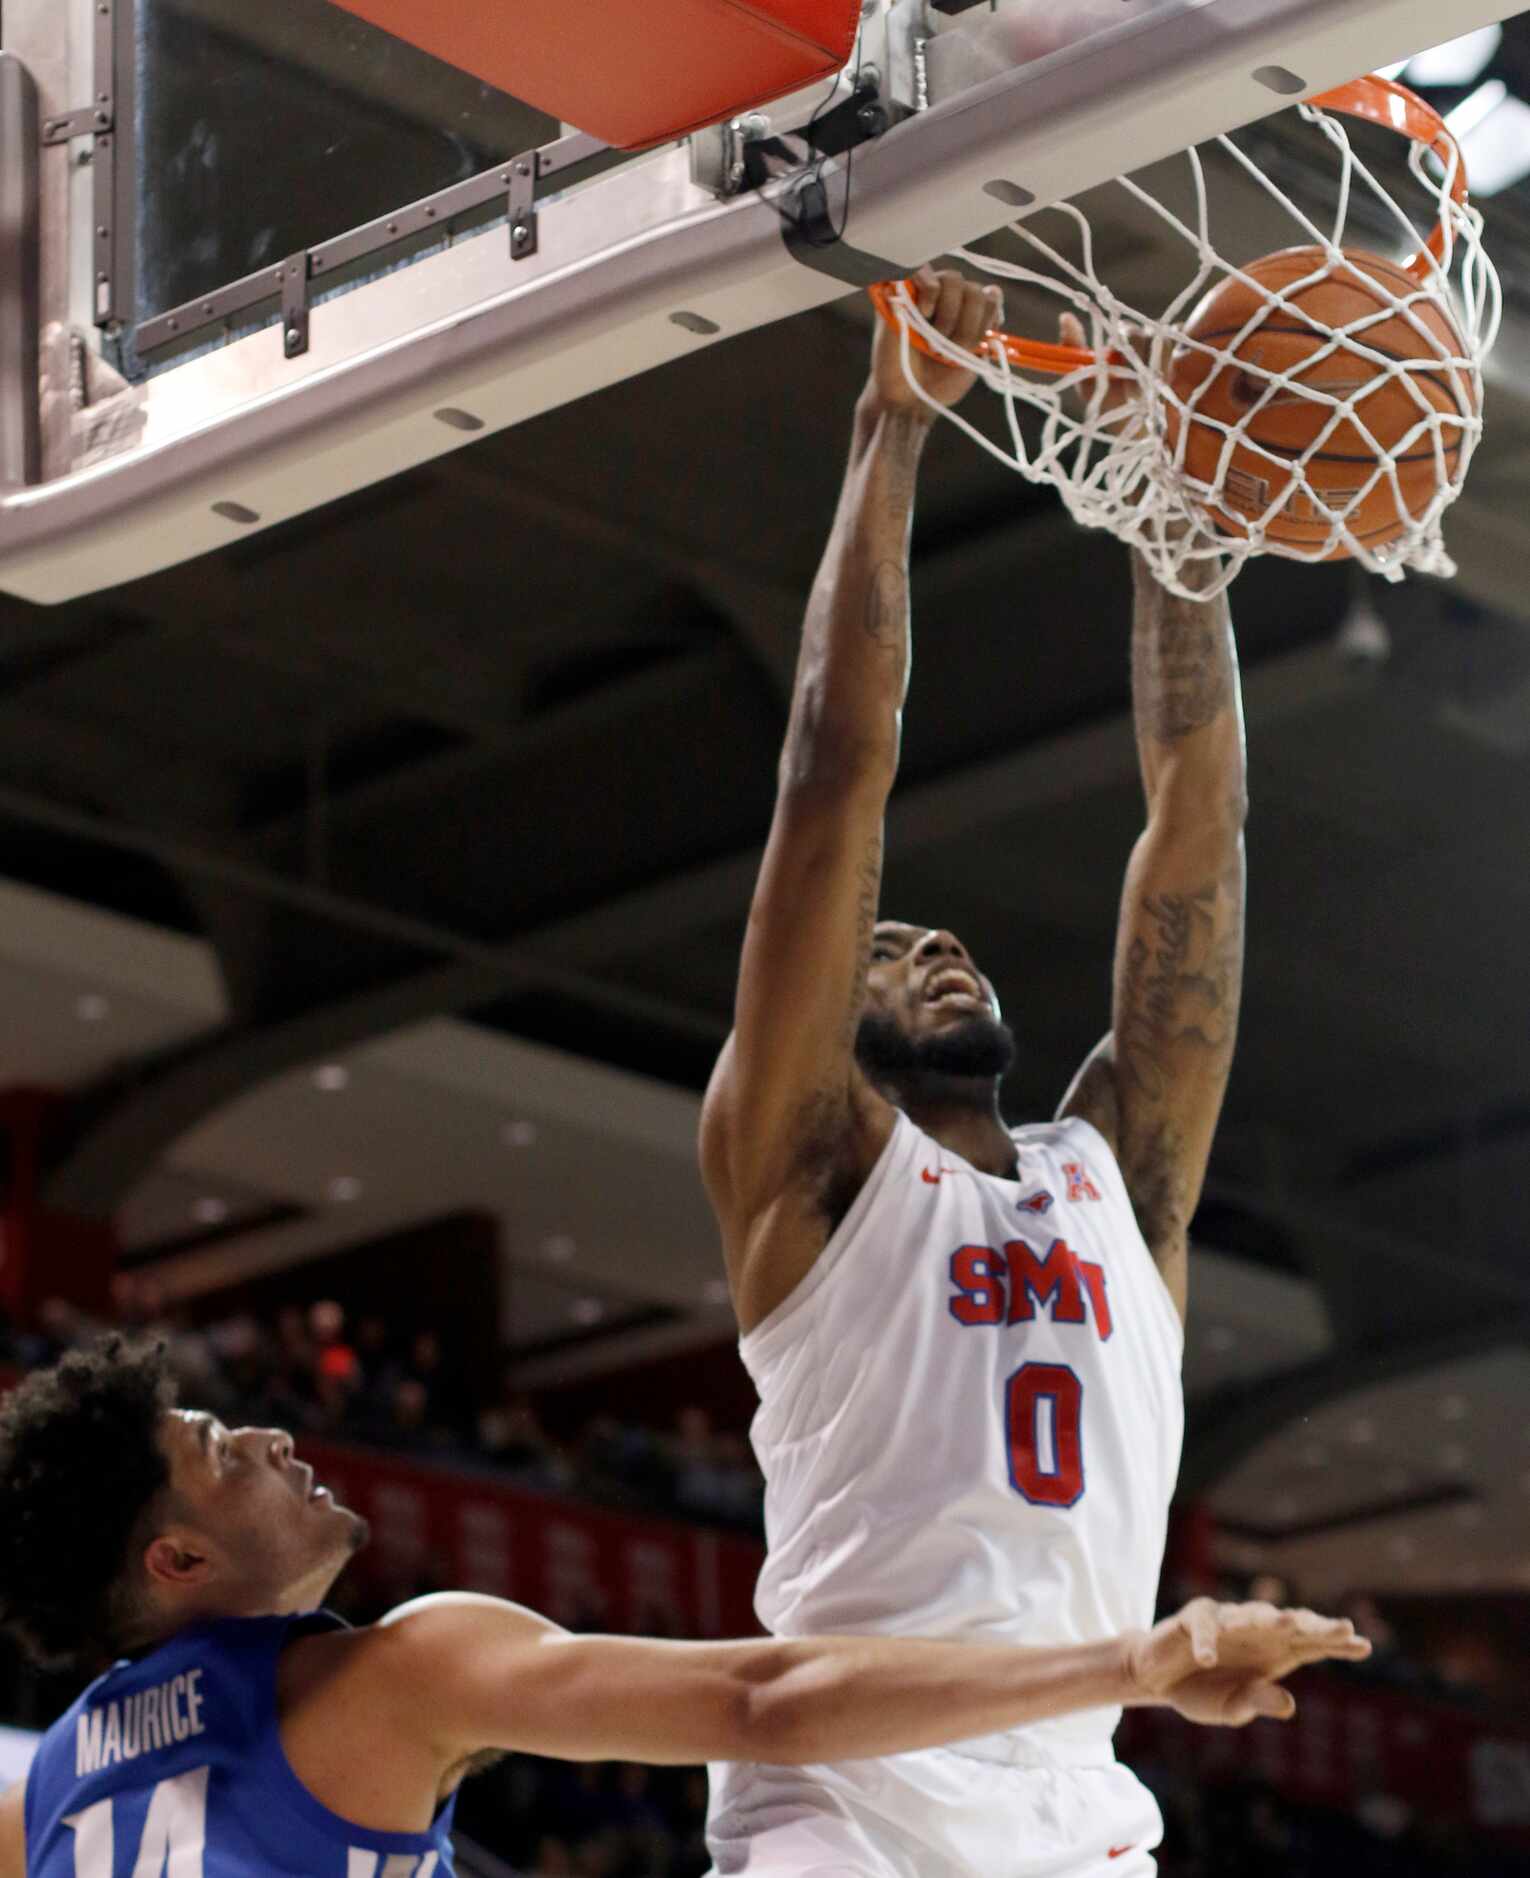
xmin=949 ymin=1236 xmax=1113 ymax=1337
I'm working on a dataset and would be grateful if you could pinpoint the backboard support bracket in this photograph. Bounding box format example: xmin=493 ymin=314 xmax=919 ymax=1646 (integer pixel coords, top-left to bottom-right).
xmin=508 ymin=156 xmax=538 ymax=261
xmin=740 ymin=69 xmax=907 ymax=283
xmin=40 ymin=104 xmax=111 ymax=143
xmin=281 ymin=255 xmax=311 ymax=360
xmin=780 ymin=174 xmax=905 ymax=286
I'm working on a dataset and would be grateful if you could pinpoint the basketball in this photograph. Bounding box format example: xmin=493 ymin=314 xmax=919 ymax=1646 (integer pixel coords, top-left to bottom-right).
xmin=1164 ymin=245 xmax=1477 ymax=557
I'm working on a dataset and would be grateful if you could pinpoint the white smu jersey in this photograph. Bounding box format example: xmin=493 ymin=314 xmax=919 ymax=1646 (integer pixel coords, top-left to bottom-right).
xmin=743 ymin=1109 xmax=1184 ymax=1763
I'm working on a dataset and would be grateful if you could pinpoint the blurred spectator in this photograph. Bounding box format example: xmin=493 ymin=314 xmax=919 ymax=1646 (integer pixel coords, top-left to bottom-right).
xmin=670 ymin=1408 xmax=761 ymax=1530
xmin=265 ymin=1305 xmax=319 ymax=1428
xmin=1337 ymin=1591 xmax=1417 ymax=1687
xmin=608 ymin=1764 xmax=670 ymax=1877
xmin=385 ymin=1377 xmax=433 ymax=1452
xmin=309 ymin=1300 xmax=360 ymax=1390
xmin=109 ymin=1272 xmax=168 ymax=1339
xmin=479 ymin=1390 xmax=555 ymax=1470
xmin=353 ymin=1312 xmax=391 ymax=1393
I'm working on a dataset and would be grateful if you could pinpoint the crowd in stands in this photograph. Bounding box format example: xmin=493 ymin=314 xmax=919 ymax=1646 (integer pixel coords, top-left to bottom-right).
xmin=0 ymin=1280 xmax=765 ymax=1535
xmin=451 ymin=1745 xmax=1515 ymax=1878
xmin=1142 ymin=1776 xmax=1512 ymax=1878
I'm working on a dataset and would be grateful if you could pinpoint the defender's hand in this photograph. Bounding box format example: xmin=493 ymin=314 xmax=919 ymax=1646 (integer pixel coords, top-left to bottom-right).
xmin=1125 ymin=1598 xmax=1372 ymax=1727
xmin=867 ymin=268 xmax=1001 ymax=418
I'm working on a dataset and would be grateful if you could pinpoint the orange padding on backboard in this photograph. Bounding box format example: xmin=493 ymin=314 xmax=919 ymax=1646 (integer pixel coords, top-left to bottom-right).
xmin=319 ymin=0 xmax=862 ymax=150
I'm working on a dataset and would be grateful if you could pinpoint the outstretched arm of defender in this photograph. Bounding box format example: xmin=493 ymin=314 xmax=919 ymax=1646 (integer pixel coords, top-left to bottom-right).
xmin=0 ymin=1777 xmax=22 ymax=1878
xmin=1060 ymin=546 xmax=1246 ymax=1320
xmin=700 ymin=271 xmax=999 ymax=1329
xmin=372 ymin=1593 xmax=1367 ymax=1770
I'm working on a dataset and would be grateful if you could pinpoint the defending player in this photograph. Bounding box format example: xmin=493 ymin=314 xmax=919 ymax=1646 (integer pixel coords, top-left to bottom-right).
xmin=700 ymin=269 xmax=1248 ymax=1875
xmin=0 ymin=1343 xmax=1364 ymax=1878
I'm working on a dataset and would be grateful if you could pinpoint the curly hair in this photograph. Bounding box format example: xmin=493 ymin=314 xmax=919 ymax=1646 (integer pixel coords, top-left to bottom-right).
xmin=0 ymin=1336 xmax=179 ymax=1673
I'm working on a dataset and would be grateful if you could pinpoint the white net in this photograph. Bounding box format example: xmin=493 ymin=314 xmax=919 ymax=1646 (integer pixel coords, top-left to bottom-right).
xmin=880 ymin=80 xmax=1502 ymax=599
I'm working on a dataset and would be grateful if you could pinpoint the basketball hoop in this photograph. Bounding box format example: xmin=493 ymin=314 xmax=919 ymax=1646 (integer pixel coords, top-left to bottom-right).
xmin=868 ymin=74 xmax=1502 ymax=598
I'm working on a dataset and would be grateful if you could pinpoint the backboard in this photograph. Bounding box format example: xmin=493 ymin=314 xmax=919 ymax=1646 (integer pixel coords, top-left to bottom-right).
xmin=0 ymin=0 xmax=1518 ymax=604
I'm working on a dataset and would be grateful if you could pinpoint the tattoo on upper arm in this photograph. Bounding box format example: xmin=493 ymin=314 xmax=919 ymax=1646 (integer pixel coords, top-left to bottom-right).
xmin=1133 ymin=580 xmax=1235 ymax=744
xmin=844 ymin=828 xmax=883 ymax=1044
xmin=1119 ymin=1117 xmax=1189 ymax=1257
xmin=1116 ymin=861 xmax=1243 ymax=1102
xmin=1114 ymin=855 xmax=1243 ymax=1251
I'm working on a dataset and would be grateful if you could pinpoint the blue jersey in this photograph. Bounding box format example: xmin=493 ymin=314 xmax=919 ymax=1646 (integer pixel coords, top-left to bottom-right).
xmin=24 ymin=1612 xmax=457 ymax=1878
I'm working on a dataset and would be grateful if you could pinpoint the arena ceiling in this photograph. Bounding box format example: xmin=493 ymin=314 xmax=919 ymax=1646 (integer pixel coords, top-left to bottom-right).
xmin=1 ymin=7 xmax=1529 ymax=1597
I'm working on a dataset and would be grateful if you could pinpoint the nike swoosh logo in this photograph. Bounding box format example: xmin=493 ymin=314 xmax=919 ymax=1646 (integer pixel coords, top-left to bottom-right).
xmin=1108 ymin=1848 xmax=1135 ymax=1861
xmin=921 ymin=1167 xmax=961 ymax=1184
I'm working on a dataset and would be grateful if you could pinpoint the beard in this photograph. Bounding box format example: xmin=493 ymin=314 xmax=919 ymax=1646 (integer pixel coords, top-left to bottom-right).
xmin=855 ymin=1008 xmax=1017 ymax=1085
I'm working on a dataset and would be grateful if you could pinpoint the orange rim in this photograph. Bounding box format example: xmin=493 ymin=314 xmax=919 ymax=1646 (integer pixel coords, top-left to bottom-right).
xmin=868 ymin=72 xmax=1470 ymax=375
xmin=1312 ymin=72 xmax=1467 ymax=275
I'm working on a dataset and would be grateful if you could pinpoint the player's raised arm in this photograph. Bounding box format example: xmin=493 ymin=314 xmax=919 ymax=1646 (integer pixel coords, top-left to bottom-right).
xmin=701 ymin=270 xmax=999 ymax=1329
xmin=374 ymin=1592 xmax=1368 ymax=1768
xmin=1060 ymin=546 xmax=1247 ymax=1320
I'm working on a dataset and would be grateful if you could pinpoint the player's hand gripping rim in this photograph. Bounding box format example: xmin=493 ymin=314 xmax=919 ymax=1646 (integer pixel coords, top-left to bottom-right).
xmin=866 ymin=271 xmax=1136 ymax=384
xmin=865 ymin=267 xmax=1003 ymax=417
xmin=1123 ymin=1597 xmax=1372 ymax=1727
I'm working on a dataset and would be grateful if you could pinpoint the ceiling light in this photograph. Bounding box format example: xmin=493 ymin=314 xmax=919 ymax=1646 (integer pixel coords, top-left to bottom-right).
xmin=570 ymin=1298 xmax=604 ymax=1326
xmin=313 ymin=1064 xmax=350 ymax=1092
xmin=327 ymin=1175 xmax=363 ymax=1203
xmin=502 ymin=1120 xmax=537 ymax=1148
xmin=1403 ymin=25 xmax=1503 ymax=90
xmin=541 ymin=1234 xmax=576 ymax=1263
xmin=75 ymin=993 xmax=109 ymax=1022
xmin=1334 ymin=589 xmax=1391 ymax=666
xmin=1449 ymin=86 xmax=1530 ymax=196
xmin=192 ymin=1196 xmax=229 ymax=1226
xmin=1444 ymin=78 xmax=1508 ymax=139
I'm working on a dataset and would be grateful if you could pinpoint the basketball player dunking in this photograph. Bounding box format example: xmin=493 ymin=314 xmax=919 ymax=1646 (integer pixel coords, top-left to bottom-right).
xmin=0 ymin=1341 xmax=1365 ymax=1878
xmin=700 ymin=269 xmax=1252 ymax=1878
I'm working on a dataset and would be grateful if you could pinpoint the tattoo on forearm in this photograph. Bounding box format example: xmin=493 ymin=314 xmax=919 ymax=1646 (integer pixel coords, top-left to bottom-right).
xmin=873 ymin=410 xmax=929 ymax=515
xmin=864 ymin=560 xmax=907 ymax=650
xmin=1133 ymin=559 xmax=1235 ymax=744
